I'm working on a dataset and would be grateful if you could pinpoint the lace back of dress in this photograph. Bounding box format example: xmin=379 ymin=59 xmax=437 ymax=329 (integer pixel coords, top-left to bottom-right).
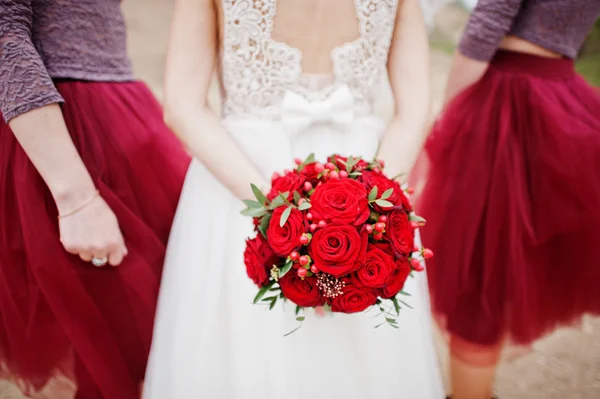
xmin=220 ymin=0 xmax=398 ymax=119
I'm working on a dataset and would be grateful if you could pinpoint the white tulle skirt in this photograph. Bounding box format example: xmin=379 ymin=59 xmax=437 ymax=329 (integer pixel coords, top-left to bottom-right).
xmin=144 ymin=117 xmax=445 ymax=398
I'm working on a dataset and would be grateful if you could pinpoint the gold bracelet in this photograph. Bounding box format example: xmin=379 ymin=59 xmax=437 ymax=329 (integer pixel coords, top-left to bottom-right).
xmin=57 ymin=190 xmax=100 ymax=220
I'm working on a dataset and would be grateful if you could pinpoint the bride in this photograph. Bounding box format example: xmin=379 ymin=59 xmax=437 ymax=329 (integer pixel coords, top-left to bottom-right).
xmin=144 ymin=0 xmax=444 ymax=397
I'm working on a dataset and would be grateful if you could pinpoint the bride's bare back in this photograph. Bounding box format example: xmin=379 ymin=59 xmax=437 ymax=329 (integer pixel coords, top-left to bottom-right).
xmin=214 ymin=0 xmax=400 ymax=120
xmin=216 ymin=0 xmax=363 ymax=74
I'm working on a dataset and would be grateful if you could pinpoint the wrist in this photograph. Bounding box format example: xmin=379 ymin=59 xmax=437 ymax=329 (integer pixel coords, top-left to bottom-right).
xmin=52 ymin=180 xmax=98 ymax=214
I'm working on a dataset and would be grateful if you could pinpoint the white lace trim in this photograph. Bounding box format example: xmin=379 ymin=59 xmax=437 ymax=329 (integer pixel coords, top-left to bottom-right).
xmin=221 ymin=0 xmax=398 ymax=119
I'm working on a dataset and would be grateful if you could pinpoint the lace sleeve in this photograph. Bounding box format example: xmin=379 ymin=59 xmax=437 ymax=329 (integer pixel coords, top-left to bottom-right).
xmin=0 ymin=0 xmax=64 ymax=123
xmin=458 ymin=0 xmax=525 ymax=62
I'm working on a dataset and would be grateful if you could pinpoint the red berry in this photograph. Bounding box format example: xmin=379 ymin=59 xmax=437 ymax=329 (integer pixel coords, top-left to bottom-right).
xmin=378 ymin=215 xmax=387 ymax=223
xmin=299 ymin=256 xmax=309 ymax=266
xmin=297 ymin=268 xmax=308 ymax=278
xmin=303 ymin=182 xmax=313 ymax=192
xmin=374 ymin=222 xmax=386 ymax=233
xmin=310 ymin=265 xmax=319 ymax=274
xmin=330 ymin=171 xmax=340 ymax=179
xmin=310 ymin=223 xmax=318 ymax=232
xmin=365 ymin=224 xmax=374 ymax=234
xmin=411 ymin=258 xmax=425 ymax=271
xmin=294 ymin=158 xmax=303 ymax=165
xmin=378 ymin=159 xmax=385 ymax=168
xmin=298 ymin=198 xmax=305 ymax=206
xmin=373 ymin=167 xmax=381 ymax=173
xmin=307 ymin=212 xmax=313 ymax=221
xmin=410 ymin=221 xmax=419 ymax=229
xmin=300 ymin=235 xmax=310 ymax=245
xmin=373 ymin=232 xmax=383 ymax=241
xmin=271 ymin=172 xmax=280 ymax=181
xmin=325 ymin=162 xmax=336 ymax=171
xmin=290 ymin=251 xmax=300 ymax=261
xmin=423 ymin=248 xmax=434 ymax=259
xmin=339 ymin=170 xmax=349 ymax=178
xmin=314 ymin=162 xmax=325 ymax=173
xmin=318 ymin=220 xmax=327 ymax=229
xmin=407 ymin=187 xmax=415 ymax=195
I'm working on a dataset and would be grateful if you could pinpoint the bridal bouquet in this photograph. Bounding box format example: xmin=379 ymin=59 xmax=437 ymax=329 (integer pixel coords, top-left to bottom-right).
xmin=241 ymin=154 xmax=433 ymax=329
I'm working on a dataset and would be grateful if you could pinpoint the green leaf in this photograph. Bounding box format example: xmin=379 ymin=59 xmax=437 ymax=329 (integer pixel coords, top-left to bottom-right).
xmin=279 ymin=192 xmax=290 ymax=201
xmin=258 ymin=214 xmax=271 ymax=238
xmin=283 ymin=325 xmax=302 ymax=337
xmin=242 ymin=199 xmax=263 ymax=208
xmin=279 ymin=205 xmax=293 ymax=227
xmin=375 ymin=199 xmax=394 ymax=208
xmin=391 ymin=297 xmax=401 ymax=315
xmin=391 ymin=172 xmax=405 ymax=181
xmin=261 ymin=296 xmax=277 ymax=302
xmin=398 ymin=299 xmax=414 ymax=309
xmin=253 ymin=281 xmax=274 ymax=304
xmin=368 ymin=186 xmax=378 ymax=202
xmin=304 ymin=153 xmax=316 ymax=165
xmin=297 ymin=201 xmax=312 ymax=211
xmin=296 ymin=316 xmax=305 ymax=322
xmin=385 ymin=317 xmax=397 ymax=324
xmin=380 ymin=188 xmax=394 ymax=200
xmin=278 ymin=259 xmax=293 ymax=278
xmin=269 ymin=297 xmax=278 ymax=310
xmin=345 ymin=156 xmax=359 ymax=172
xmin=293 ymin=191 xmax=302 ymax=203
xmin=251 ymin=183 xmax=268 ymax=205
xmin=241 ymin=207 xmax=267 ymax=217
xmin=295 ymin=305 xmax=302 ymax=315
xmin=349 ymin=172 xmax=363 ymax=177
xmin=410 ymin=214 xmax=427 ymax=223
xmin=398 ymin=290 xmax=411 ymax=297
xmin=269 ymin=195 xmax=286 ymax=210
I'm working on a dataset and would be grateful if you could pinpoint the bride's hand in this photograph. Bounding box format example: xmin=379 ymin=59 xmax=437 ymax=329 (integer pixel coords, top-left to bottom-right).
xmin=57 ymin=191 xmax=127 ymax=267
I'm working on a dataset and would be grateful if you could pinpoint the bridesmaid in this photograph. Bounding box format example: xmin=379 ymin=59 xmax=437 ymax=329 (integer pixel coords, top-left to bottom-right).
xmin=417 ymin=1 xmax=600 ymax=398
xmin=0 ymin=1 xmax=189 ymax=398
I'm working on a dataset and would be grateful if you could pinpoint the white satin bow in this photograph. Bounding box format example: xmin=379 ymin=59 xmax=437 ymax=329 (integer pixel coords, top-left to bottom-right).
xmin=280 ymin=85 xmax=355 ymax=133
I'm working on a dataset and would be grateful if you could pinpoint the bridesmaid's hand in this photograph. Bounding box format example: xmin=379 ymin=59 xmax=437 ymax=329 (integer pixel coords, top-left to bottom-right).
xmin=57 ymin=192 xmax=128 ymax=267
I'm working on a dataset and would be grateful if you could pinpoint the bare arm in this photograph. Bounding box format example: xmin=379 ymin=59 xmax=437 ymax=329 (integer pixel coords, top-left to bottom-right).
xmin=377 ymin=0 xmax=430 ymax=179
xmin=163 ymin=0 xmax=268 ymax=200
xmin=1 ymin=0 xmax=126 ymax=266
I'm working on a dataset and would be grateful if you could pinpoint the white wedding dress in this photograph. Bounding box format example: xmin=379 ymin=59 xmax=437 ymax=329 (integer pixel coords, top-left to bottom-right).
xmin=145 ymin=1 xmax=444 ymax=397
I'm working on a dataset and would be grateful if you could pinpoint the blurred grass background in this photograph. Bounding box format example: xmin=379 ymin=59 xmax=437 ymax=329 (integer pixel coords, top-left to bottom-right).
xmin=577 ymin=20 xmax=600 ymax=85
xmin=430 ymin=15 xmax=600 ymax=86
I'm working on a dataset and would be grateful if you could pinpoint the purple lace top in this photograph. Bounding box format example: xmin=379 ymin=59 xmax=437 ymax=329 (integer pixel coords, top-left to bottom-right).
xmin=0 ymin=0 xmax=133 ymax=122
xmin=459 ymin=0 xmax=600 ymax=62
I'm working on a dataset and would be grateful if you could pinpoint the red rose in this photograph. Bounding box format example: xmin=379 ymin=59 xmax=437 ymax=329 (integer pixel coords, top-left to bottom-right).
xmin=331 ymin=280 xmax=377 ymax=313
xmin=360 ymin=170 xmax=410 ymax=212
xmin=300 ymin=162 xmax=321 ymax=184
xmin=279 ymin=273 xmax=324 ymax=307
xmin=268 ymin=172 xmax=305 ymax=201
xmin=386 ymin=210 xmax=415 ymax=256
xmin=310 ymin=179 xmax=370 ymax=226
xmin=355 ymin=245 xmax=396 ymax=288
xmin=331 ymin=155 xmax=369 ymax=172
xmin=381 ymin=257 xmax=411 ymax=298
xmin=244 ymin=235 xmax=279 ymax=287
xmin=267 ymin=207 xmax=306 ymax=257
xmin=308 ymin=223 xmax=368 ymax=277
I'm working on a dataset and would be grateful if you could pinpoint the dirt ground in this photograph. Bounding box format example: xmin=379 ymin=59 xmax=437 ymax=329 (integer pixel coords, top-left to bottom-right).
xmin=1 ymin=1 xmax=598 ymax=398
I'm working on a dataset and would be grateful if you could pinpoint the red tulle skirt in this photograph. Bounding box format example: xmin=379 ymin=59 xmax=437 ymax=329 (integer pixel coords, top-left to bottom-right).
xmin=418 ymin=51 xmax=600 ymax=358
xmin=0 ymin=81 xmax=190 ymax=398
